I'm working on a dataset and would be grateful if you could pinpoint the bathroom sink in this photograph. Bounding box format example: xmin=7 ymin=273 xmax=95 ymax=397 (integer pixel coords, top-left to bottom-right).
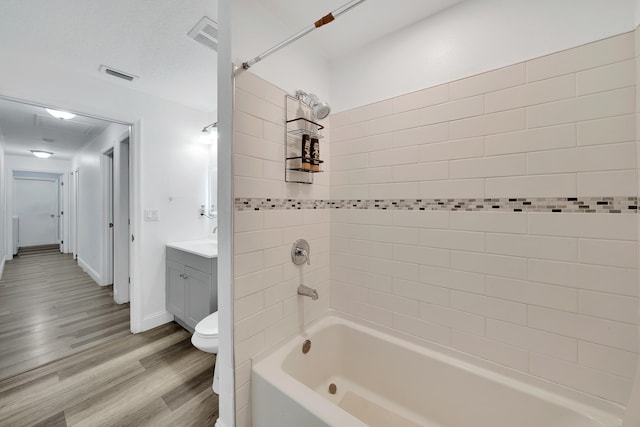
xmin=166 ymin=239 xmax=218 ymax=258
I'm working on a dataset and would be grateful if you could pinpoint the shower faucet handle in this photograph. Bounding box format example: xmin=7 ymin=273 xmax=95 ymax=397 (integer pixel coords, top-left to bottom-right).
xmin=291 ymin=239 xmax=311 ymax=266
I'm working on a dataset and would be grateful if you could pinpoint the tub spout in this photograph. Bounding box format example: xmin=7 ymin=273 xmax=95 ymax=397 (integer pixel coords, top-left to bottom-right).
xmin=298 ymin=284 xmax=318 ymax=300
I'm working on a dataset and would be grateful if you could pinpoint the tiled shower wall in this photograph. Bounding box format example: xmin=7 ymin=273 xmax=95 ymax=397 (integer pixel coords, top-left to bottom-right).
xmin=328 ymin=31 xmax=639 ymax=405
xmin=232 ymin=72 xmax=331 ymax=426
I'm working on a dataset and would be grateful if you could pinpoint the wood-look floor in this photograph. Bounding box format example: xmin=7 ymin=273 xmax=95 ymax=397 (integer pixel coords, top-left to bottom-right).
xmin=0 ymin=248 xmax=218 ymax=426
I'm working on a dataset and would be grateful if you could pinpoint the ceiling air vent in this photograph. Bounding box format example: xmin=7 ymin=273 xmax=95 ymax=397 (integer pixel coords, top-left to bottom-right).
xmin=98 ymin=65 xmax=138 ymax=82
xmin=188 ymin=16 xmax=218 ymax=52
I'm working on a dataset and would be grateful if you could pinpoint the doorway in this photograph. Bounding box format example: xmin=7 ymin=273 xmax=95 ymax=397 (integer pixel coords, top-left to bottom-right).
xmin=12 ymin=172 xmax=62 ymax=250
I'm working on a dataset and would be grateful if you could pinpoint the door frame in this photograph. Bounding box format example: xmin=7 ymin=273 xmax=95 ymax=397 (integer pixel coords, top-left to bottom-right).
xmin=101 ymin=148 xmax=115 ymax=287
xmin=0 ymin=94 xmax=141 ymax=333
xmin=12 ymin=175 xmax=60 ymax=248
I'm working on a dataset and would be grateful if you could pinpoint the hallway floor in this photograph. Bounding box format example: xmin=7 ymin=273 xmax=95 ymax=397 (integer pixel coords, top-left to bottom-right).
xmin=0 ymin=248 xmax=218 ymax=426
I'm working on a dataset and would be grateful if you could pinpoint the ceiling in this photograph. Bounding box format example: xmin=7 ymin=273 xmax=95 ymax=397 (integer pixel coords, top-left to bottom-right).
xmin=0 ymin=98 xmax=114 ymax=160
xmin=255 ymin=0 xmax=466 ymax=60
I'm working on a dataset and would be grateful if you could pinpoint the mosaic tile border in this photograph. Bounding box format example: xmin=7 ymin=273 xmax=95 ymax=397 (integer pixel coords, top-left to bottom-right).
xmin=235 ymin=197 xmax=639 ymax=213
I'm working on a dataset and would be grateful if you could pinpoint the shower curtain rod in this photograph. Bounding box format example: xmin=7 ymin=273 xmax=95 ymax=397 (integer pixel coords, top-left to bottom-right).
xmin=241 ymin=0 xmax=368 ymax=70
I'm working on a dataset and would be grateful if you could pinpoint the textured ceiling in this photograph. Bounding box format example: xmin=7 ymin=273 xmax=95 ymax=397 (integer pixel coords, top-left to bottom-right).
xmin=0 ymin=98 xmax=114 ymax=160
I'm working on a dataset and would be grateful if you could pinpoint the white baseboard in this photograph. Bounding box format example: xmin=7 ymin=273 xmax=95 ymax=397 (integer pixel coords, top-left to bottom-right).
xmin=0 ymin=255 xmax=5 ymax=280
xmin=77 ymin=256 xmax=102 ymax=285
xmin=142 ymin=310 xmax=174 ymax=332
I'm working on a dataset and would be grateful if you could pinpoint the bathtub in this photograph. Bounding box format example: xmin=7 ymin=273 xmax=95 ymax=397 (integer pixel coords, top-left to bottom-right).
xmin=252 ymin=311 xmax=624 ymax=427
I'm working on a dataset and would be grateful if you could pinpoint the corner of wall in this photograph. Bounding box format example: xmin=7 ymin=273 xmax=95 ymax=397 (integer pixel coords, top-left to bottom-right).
xmin=77 ymin=256 xmax=102 ymax=285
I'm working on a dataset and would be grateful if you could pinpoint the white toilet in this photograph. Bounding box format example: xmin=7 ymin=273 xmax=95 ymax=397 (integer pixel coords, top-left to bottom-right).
xmin=191 ymin=311 xmax=220 ymax=393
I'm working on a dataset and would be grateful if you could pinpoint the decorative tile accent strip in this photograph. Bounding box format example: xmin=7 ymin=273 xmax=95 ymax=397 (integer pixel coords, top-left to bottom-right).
xmin=235 ymin=197 xmax=639 ymax=213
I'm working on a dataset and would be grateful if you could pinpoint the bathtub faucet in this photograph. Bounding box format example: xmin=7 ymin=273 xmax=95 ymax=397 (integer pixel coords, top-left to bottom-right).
xmin=298 ymin=284 xmax=318 ymax=300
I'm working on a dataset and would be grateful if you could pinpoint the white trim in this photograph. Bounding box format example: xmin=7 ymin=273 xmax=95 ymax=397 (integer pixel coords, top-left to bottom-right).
xmin=129 ymin=121 xmax=143 ymax=333
xmin=214 ymin=421 xmax=229 ymax=427
xmin=77 ymin=256 xmax=102 ymax=285
xmin=0 ymin=254 xmax=5 ymax=279
xmin=142 ymin=310 xmax=174 ymax=331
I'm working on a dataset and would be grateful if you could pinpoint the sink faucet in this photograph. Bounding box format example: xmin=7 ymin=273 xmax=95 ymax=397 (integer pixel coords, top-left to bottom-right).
xmin=298 ymin=284 xmax=318 ymax=300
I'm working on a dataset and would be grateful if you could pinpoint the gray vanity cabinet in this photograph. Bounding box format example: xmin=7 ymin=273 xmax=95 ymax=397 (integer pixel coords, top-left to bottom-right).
xmin=166 ymin=247 xmax=218 ymax=332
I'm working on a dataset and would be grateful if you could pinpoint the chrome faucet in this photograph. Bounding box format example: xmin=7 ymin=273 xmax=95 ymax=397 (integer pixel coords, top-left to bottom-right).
xmin=298 ymin=284 xmax=318 ymax=300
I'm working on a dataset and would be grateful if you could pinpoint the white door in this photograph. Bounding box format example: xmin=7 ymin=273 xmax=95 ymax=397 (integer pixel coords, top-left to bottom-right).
xmin=14 ymin=178 xmax=58 ymax=247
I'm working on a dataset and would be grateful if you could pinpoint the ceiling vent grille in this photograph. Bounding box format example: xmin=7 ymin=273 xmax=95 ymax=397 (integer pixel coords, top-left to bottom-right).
xmin=98 ymin=65 xmax=138 ymax=82
xmin=188 ymin=16 xmax=218 ymax=52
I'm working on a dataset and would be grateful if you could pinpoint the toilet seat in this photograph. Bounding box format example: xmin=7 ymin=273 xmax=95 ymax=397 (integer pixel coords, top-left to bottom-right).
xmin=195 ymin=311 xmax=219 ymax=338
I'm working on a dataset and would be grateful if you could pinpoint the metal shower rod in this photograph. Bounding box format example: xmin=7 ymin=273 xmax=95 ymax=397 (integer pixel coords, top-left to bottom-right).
xmin=241 ymin=0 xmax=368 ymax=70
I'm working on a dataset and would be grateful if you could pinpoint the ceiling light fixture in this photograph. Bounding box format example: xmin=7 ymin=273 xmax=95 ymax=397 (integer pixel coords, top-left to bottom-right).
xmin=199 ymin=122 xmax=217 ymax=144
xmin=31 ymin=150 xmax=53 ymax=159
xmin=45 ymin=108 xmax=76 ymax=120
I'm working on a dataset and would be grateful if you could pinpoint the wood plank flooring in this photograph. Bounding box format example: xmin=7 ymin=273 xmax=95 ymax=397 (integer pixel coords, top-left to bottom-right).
xmin=0 ymin=249 xmax=218 ymax=426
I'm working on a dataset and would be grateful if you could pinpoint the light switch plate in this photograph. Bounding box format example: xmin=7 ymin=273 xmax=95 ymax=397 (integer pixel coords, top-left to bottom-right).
xmin=144 ymin=209 xmax=159 ymax=221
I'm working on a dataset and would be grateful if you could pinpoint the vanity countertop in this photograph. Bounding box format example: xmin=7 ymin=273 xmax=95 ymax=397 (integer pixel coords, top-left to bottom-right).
xmin=166 ymin=239 xmax=218 ymax=258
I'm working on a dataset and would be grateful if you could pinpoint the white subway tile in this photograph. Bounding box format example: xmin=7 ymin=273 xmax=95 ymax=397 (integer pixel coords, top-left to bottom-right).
xmin=425 ymin=95 xmax=484 ymax=124
xmin=303 ymin=209 xmax=330 ymax=225
xmin=348 ymin=99 xmax=393 ymax=124
xmin=368 ymin=290 xmax=420 ymax=317
xmin=420 ymin=303 xmax=485 ymax=336
xmin=331 ymin=153 xmax=368 ymax=171
xmin=450 ymin=63 xmax=526 ymax=100
xmin=579 ymin=341 xmax=639 ymax=379
xmin=419 ymin=137 xmax=485 ymax=162
xmin=420 ymin=265 xmax=485 ymax=294
xmin=485 ymin=74 xmax=576 ymax=113
xmin=234 ymin=176 xmax=284 ymax=199
xmin=234 ymin=251 xmax=264 ymax=277
xmin=331 ymin=266 xmax=393 ymax=293
xmin=235 ymin=292 xmax=265 ymax=321
xmin=332 ymin=122 xmax=369 ymax=142
xmin=579 ymin=239 xmax=638 ymax=269
xmin=485 ymin=233 xmax=578 ymax=262
xmin=576 ymin=59 xmax=636 ymax=96
xmin=450 ymin=291 xmax=527 ymax=325
xmin=420 ymin=179 xmax=485 ymax=199
xmin=526 ymin=87 xmax=635 ymax=128
xmin=390 ymin=123 xmax=449 ymax=150
xmin=263 ymin=121 xmax=284 ymax=144
xmin=235 ymin=265 xmax=283 ymax=299
xmin=486 ymin=276 xmax=577 ymax=312
xmin=369 ymin=182 xmax=420 ymax=199
xmin=450 ymin=154 xmax=526 ymax=179
xmin=235 ymin=111 xmax=263 ymax=138
xmin=392 ymin=84 xmax=449 ymax=114
xmin=578 ymin=290 xmax=639 ymax=324
xmin=486 ymin=174 xmax=577 ymax=198
xmin=577 ymin=170 xmax=638 ymax=197
xmin=235 ymin=361 xmax=252 ymax=388
xmin=527 ymin=32 xmax=634 ymax=82
xmin=451 ymin=330 xmax=529 ymax=371
xmin=528 ymin=306 xmax=638 ymax=352
xmin=485 ymin=124 xmax=576 ymax=156
xmin=262 ymin=210 xmax=303 ymax=229
xmin=528 ymin=259 xmax=639 ymax=297
xmin=350 ymin=301 xmax=394 ymax=327
xmin=527 ymin=142 xmax=636 ymax=174
xmin=393 ymin=244 xmax=450 ymax=268
xmin=529 ymin=353 xmax=633 ymax=405
xmin=263 ymin=81 xmax=286 ymax=107
xmin=348 ymin=167 xmax=393 ymax=184
xmin=370 ymin=225 xmax=420 ymax=245
xmin=528 ymin=213 xmax=637 ymax=240
xmin=234 ymin=211 xmax=264 ymax=233
xmin=393 ymin=313 xmax=450 ymax=345
xmin=369 ymin=258 xmax=420 ymax=282
xmin=577 ymin=115 xmax=636 ymax=146
xmin=392 ymin=161 xmax=449 ymax=182
xmin=235 ymin=303 xmax=283 ymax=341
xmin=330 ymin=111 xmax=350 ymax=129
xmin=234 ymin=331 xmax=265 ymax=365
xmin=234 ymin=154 xmax=263 ymax=178
xmin=393 ymin=278 xmax=450 ymax=306
xmin=368 ymin=108 xmax=425 ymax=135
xmin=392 ymin=210 xmax=450 ymax=229
xmin=331 ymin=184 xmax=369 ymax=200
xmin=235 ymin=71 xmax=265 ymax=98
xmin=420 ymin=229 xmax=485 ymax=252
xmin=450 ymin=109 xmax=526 ymax=140
xmin=450 ymin=211 xmax=528 ymax=234
xmin=452 ymin=251 xmax=527 ymax=279
xmin=265 ymin=314 xmax=301 ymax=347
xmin=369 ymin=146 xmax=419 ymax=167
xmin=234 ymin=228 xmax=283 ymax=254
xmin=487 ymin=319 xmax=577 ymax=362
xmin=235 ymin=133 xmax=283 ymax=163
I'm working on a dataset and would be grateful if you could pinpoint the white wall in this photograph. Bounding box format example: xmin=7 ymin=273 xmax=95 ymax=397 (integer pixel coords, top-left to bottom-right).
xmin=330 ymin=0 xmax=638 ymax=112
xmin=4 ymin=155 xmax=71 ymax=261
xmin=0 ymin=143 xmax=5 ymax=277
xmin=0 ymin=58 xmax=214 ymax=332
xmin=231 ymin=0 xmax=330 ymax=103
xmin=71 ymin=122 xmax=128 ymax=285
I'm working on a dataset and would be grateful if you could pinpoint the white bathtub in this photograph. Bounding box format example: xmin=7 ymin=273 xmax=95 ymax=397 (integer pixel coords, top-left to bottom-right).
xmin=252 ymin=311 xmax=624 ymax=427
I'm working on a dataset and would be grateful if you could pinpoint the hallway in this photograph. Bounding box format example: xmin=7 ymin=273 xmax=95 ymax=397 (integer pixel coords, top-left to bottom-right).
xmin=0 ymin=249 xmax=218 ymax=426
